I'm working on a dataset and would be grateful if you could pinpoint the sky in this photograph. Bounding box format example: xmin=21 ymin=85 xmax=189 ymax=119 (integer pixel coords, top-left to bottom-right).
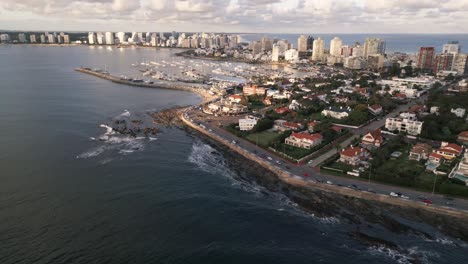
xmin=0 ymin=0 xmax=468 ymax=33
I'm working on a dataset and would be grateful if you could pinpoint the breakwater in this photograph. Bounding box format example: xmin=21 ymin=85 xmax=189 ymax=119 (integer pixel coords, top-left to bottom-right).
xmin=74 ymin=67 xmax=215 ymax=102
xmin=179 ymin=110 xmax=468 ymax=239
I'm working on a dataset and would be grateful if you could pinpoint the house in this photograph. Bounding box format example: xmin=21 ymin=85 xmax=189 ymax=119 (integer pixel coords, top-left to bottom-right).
xmin=331 ymin=125 xmax=345 ymax=133
xmin=339 ymin=147 xmax=370 ymax=166
xmin=409 ymin=143 xmax=432 ymax=161
xmin=285 ymin=132 xmax=323 ymax=149
xmin=321 ymin=106 xmax=352 ymax=119
xmin=263 ymin=97 xmax=272 ymax=106
xmin=368 ymin=104 xmax=383 ymax=115
xmin=451 ymin=108 xmax=466 ymax=118
xmin=433 ymin=142 xmax=463 ymax=160
xmin=409 ymin=104 xmax=425 ymax=114
xmin=430 ymin=106 xmax=440 ymax=114
xmin=239 ymin=116 xmax=258 ymax=131
xmin=308 ymin=121 xmax=318 ymax=132
xmin=449 ymin=153 xmax=468 ymax=186
xmin=428 ymin=152 xmax=444 ymax=165
xmin=361 ymin=129 xmax=383 ymax=149
xmin=458 ymin=131 xmax=468 ymax=145
xmin=394 ymin=93 xmax=407 ymax=100
xmin=333 ymin=96 xmax=349 ymax=103
xmin=243 ymin=84 xmax=266 ymax=96
xmin=228 ymin=94 xmax=243 ymax=104
xmin=288 ymin=100 xmax=303 ymax=110
xmin=275 ymin=107 xmax=289 ymax=114
xmin=273 ymin=120 xmax=303 ymax=132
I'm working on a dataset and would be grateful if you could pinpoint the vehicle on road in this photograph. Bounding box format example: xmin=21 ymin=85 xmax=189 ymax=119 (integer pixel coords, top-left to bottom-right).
xmin=231 ymin=140 xmax=237 ymax=144
xmin=208 ymin=129 xmax=212 ymax=132
xmin=422 ymin=199 xmax=433 ymax=204
xmin=285 ymin=166 xmax=291 ymax=170
xmin=400 ymin=195 xmax=410 ymax=199
xmin=390 ymin=192 xmax=399 ymax=197
xmin=276 ymin=161 xmax=282 ymax=165
xmin=267 ymin=156 xmax=273 ymax=161
xmin=326 ymin=181 xmax=333 ymax=185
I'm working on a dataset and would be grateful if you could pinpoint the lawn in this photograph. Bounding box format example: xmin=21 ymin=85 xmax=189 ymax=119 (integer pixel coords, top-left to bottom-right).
xmin=245 ymin=131 xmax=281 ymax=148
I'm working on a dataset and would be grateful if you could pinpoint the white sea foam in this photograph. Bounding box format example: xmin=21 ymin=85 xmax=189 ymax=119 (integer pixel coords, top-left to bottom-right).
xmin=148 ymin=137 xmax=158 ymax=141
xmin=76 ymin=145 xmax=107 ymax=159
xmin=119 ymin=110 xmax=131 ymax=117
xmin=367 ymin=245 xmax=439 ymax=264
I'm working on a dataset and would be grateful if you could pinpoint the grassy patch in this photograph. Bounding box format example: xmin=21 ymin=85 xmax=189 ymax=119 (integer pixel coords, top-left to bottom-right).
xmin=245 ymin=131 xmax=281 ymax=148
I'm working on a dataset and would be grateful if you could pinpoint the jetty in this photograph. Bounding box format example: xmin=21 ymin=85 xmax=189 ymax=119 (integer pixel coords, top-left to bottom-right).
xmin=74 ymin=67 xmax=214 ymax=100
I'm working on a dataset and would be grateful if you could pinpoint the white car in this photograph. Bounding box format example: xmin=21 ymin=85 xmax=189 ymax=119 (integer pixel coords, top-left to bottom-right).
xmin=400 ymin=195 xmax=410 ymax=199
xmin=326 ymin=181 xmax=333 ymax=185
xmin=267 ymin=157 xmax=273 ymax=161
xmin=276 ymin=161 xmax=282 ymax=165
xmin=390 ymin=192 xmax=399 ymax=197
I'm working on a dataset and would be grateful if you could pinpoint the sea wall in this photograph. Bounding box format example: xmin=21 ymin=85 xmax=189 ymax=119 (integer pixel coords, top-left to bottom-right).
xmin=180 ymin=111 xmax=468 ymax=240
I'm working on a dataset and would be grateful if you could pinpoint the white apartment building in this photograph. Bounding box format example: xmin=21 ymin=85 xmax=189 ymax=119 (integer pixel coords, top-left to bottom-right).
xmin=385 ymin=117 xmax=423 ymax=135
xmin=47 ymin=34 xmax=55 ymax=44
xmin=105 ymin=32 xmax=115 ymax=45
xmin=117 ymin=32 xmax=126 ymax=44
xmin=239 ymin=117 xmax=258 ymax=131
xmin=29 ymin=34 xmax=36 ymax=43
xmin=312 ymin=37 xmax=325 ymax=62
xmin=88 ymin=32 xmax=96 ymax=45
xmin=18 ymin=33 xmax=27 ymax=43
xmin=330 ymin=37 xmax=343 ymax=56
xmin=284 ymin=49 xmax=299 ymax=62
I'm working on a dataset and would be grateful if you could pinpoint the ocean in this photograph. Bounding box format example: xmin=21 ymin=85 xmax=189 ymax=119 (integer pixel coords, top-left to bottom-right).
xmin=240 ymin=33 xmax=468 ymax=53
xmin=0 ymin=45 xmax=467 ymax=264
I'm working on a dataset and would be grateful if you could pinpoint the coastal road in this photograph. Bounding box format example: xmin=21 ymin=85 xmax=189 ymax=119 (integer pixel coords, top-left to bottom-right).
xmin=184 ymin=107 xmax=468 ymax=213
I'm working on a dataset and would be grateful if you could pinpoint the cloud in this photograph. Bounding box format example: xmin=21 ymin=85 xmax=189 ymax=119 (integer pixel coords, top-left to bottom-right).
xmin=0 ymin=0 xmax=468 ymax=33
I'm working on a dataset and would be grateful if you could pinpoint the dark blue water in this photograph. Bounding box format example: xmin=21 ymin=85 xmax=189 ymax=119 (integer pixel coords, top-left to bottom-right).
xmin=240 ymin=34 xmax=468 ymax=53
xmin=0 ymin=45 xmax=466 ymax=264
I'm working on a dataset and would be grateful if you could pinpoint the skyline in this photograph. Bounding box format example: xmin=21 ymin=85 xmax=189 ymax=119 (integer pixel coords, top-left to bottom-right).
xmin=1 ymin=0 xmax=468 ymax=33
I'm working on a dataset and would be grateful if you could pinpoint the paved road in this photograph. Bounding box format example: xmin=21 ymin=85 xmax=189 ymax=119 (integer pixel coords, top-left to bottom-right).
xmin=182 ymin=104 xmax=468 ymax=213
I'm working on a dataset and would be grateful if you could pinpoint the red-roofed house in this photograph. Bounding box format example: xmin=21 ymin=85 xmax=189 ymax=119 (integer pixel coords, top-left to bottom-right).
xmin=361 ymin=129 xmax=383 ymax=148
xmin=458 ymin=131 xmax=468 ymax=145
xmin=285 ymin=132 xmax=323 ymax=149
xmin=409 ymin=143 xmax=432 ymax=161
xmin=368 ymin=104 xmax=383 ymax=115
xmin=409 ymin=104 xmax=425 ymax=114
xmin=308 ymin=121 xmax=318 ymax=132
xmin=331 ymin=125 xmax=345 ymax=133
xmin=228 ymin=94 xmax=243 ymax=104
xmin=339 ymin=147 xmax=370 ymax=166
xmin=394 ymin=93 xmax=407 ymax=100
xmin=263 ymin=97 xmax=272 ymax=106
xmin=428 ymin=152 xmax=444 ymax=165
xmin=275 ymin=107 xmax=289 ymax=114
xmin=434 ymin=142 xmax=463 ymax=160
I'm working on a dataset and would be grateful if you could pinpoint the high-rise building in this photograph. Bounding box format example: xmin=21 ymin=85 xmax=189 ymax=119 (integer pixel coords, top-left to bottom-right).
xmin=251 ymin=41 xmax=262 ymax=55
xmin=47 ymin=34 xmax=55 ymax=44
xmin=443 ymin=41 xmax=460 ymax=55
xmin=340 ymin=45 xmax=352 ymax=57
xmin=330 ymin=37 xmax=343 ymax=56
xmin=297 ymin=35 xmax=308 ymax=53
xmin=18 ymin=33 xmax=27 ymax=43
xmin=40 ymin=34 xmax=46 ymax=43
xmin=88 ymin=32 xmax=96 ymax=45
xmin=272 ymin=44 xmax=280 ymax=62
xmin=352 ymin=43 xmax=364 ymax=57
xmin=63 ymin=35 xmax=70 ymax=44
xmin=367 ymin=54 xmax=385 ymax=70
xmin=307 ymin=36 xmax=314 ymax=51
xmin=364 ymin=38 xmax=386 ymax=57
xmin=311 ymin=37 xmax=325 ymax=61
xmin=453 ymin=54 xmax=468 ymax=75
xmin=116 ymin=32 xmax=126 ymax=44
xmin=105 ymin=32 xmax=115 ymax=45
xmin=56 ymin=35 xmax=63 ymax=44
xmin=151 ymin=34 xmax=159 ymax=46
xmin=261 ymin=36 xmax=272 ymax=51
xmin=96 ymin=32 xmax=105 ymax=45
xmin=417 ymin=47 xmax=435 ymax=72
xmin=433 ymin=53 xmax=455 ymax=73
xmin=284 ymin=49 xmax=299 ymax=62
xmin=29 ymin=34 xmax=37 ymax=43
xmin=0 ymin=34 xmax=10 ymax=43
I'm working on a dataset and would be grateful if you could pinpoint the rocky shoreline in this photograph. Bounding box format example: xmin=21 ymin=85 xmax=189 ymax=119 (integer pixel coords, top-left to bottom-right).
xmin=183 ymin=127 xmax=468 ymax=245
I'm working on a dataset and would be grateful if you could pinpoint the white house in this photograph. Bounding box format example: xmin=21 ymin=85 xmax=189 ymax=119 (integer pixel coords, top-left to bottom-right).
xmin=239 ymin=117 xmax=258 ymax=131
xmin=385 ymin=117 xmax=423 ymax=135
xmin=451 ymin=108 xmax=466 ymax=118
xmin=321 ymin=106 xmax=352 ymax=119
xmin=285 ymin=132 xmax=323 ymax=149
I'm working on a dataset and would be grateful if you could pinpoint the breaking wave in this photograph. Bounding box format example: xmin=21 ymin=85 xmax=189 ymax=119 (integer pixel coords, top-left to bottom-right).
xmin=367 ymin=245 xmax=439 ymax=264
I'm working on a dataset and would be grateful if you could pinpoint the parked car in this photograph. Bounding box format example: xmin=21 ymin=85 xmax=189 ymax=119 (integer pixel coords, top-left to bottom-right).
xmin=400 ymin=195 xmax=410 ymax=199
xmin=422 ymin=199 xmax=433 ymax=204
xmin=267 ymin=156 xmax=273 ymax=161
xmin=276 ymin=161 xmax=282 ymax=165
xmin=326 ymin=181 xmax=333 ymax=185
xmin=390 ymin=192 xmax=399 ymax=197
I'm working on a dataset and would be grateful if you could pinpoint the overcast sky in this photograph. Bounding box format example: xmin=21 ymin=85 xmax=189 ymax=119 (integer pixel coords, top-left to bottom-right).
xmin=1 ymin=0 xmax=467 ymax=33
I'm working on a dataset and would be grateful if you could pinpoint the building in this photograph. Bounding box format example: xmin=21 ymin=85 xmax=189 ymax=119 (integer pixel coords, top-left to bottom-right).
xmin=228 ymin=94 xmax=243 ymax=104
xmin=433 ymin=142 xmax=463 ymax=160
xmin=364 ymin=38 xmax=386 ymax=57
xmin=417 ymin=47 xmax=435 ymax=72
xmin=40 ymin=34 xmax=46 ymax=43
xmin=361 ymin=129 xmax=383 ymax=149
xmin=458 ymin=131 xmax=468 ymax=145
xmin=29 ymin=34 xmax=37 ymax=43
xmin=428 ymin=152 xmax=445 ymax=165
xmin=239 ymin=117 xmax=258 ymax=131
xmin=272 ymin=44 xmax=280 ymax=62
xmin=321 ymin=106 xmax=351 ymax=119
xmin=329 ymin=37 xmax=343 ymax=56
xmin=443 ymin=41 xmax=460 ymax=55
xmin=96 ymin=32 xmax=105 ymax=45
xmin=367 ymin=54 xmax=385 ymax=70
xmin=116 ymin=32 xmax=126 ymax=44
xmin=105 ymin=32 xmax=115 ymax=45
xmin=273 ymin=120 xmax=303 ymax=132
xmin=0 ymin=33 xmax=11 ymax=43
xmin=385 ymin=117 xmax=423 ymax=135
xmin=368 ymin=104 xmax=383 ymax=115
xmin=344 ymin=56 xmax=366 ymax=70
xmin=47 ymin=34 xmax=55 ymax=44
xmin=433 ymin=53 xmax=454 ymax=73
xmin=453 ymin=54 xmax=468 ymax=75
xmin=449 ymin=153 xmax=468 ymax=186
xmin=63 ymin=35 xmax=70 ymax=44
xmin=339 ymin=147 xmax=370 ymax=166
xmin=298 ymin=35 xmax=308 ymax=53
xmin=285 ymin=132 xmax=323 ymax=149
xmin=311 ymin=37 xmax=325 ymax=62
xmin=88 ymin=32 xmax=96 ymax=45
xmin=284 ymin=49 xmax=299 ymax=62
xmin=18 ymin=33 xmax=27 ymax=43
xmin=243 ymin=84 xmax=266 ymax=96
xmin=409 ymin=143 xmax=432 ymax=161
xmin=451 ymin=108 xmax=466 ymax=118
